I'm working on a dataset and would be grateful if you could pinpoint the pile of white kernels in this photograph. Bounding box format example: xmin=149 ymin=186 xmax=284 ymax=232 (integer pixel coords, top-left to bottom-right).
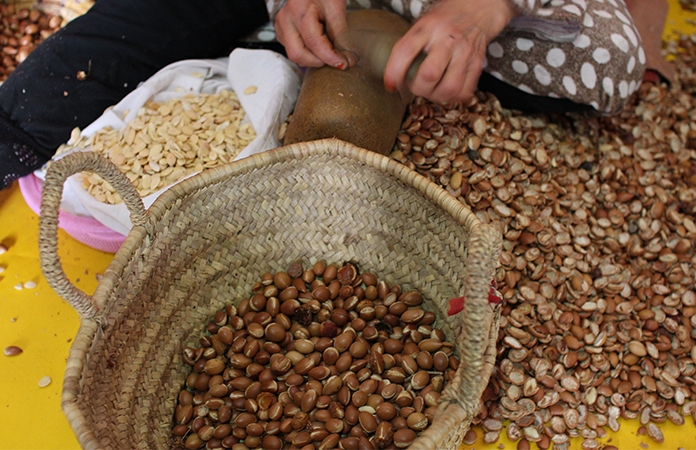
xmin=56 ymin=90 xmax=255 ymax=204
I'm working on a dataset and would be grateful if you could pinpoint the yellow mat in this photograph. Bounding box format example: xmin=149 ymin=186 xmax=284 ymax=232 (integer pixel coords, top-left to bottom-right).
xmin=2 ymin=2 xmax=696 ymax=449
xmin=0 ymin=182 xmax=113 ymax=449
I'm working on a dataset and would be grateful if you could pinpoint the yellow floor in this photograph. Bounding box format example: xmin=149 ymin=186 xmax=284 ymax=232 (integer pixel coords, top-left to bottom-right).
xmin=1 ymin=2 xmax=696 ymax=449
xmin=0 ymin=183 xmax=113 ymax=449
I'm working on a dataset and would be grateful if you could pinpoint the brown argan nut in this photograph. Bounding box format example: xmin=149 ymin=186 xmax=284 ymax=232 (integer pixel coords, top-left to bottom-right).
xmin=4 ymin=346 xmax=22 ymax=356
xmin=393 ymin=428 xmax=417 ymax=448
xmin=406 ymin=412 xmax=428 ymax=431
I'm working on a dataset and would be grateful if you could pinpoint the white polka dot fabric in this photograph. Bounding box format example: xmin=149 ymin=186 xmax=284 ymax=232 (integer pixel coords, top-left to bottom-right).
xmin=265 ymin=0 xmax=645 ymax=114
xmin=484 ymin=0 xmax=644 ymax=114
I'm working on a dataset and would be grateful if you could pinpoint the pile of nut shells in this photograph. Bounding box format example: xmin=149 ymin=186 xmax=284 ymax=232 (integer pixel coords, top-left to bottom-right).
xmin=0 ymin=4 xmax=62 ymax=81
xmin=172 ymin=261 xmax=460 ymax=450
xmin=390 ymin=33 xmax=696 ymax=450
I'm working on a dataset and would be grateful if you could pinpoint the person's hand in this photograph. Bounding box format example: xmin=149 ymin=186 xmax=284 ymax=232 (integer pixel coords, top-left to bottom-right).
xmin=275 ymin=0 xmax=351 ymax=69
xmin=384 ymin=0 xmax=518 ymax=104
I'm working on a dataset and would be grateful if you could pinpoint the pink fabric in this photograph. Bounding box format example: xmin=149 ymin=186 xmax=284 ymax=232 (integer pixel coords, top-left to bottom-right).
xmin=18 ymin=174 xmax=126 ymax=253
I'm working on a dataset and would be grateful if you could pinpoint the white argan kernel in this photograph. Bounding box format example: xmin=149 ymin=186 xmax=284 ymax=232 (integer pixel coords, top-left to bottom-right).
xmin=38 ymin=376 xmax=52 ymax=388
xmin=243 ymin=86 xmax=258 ymax=95
xmin=68 ymin=127 xmax=81 ymax=145
xmin=23 ymin=281 xmax=37 ymax=289
xmin=14 ymin=283 xmax=23 ymax=291
xmin=56 ymin=90 xmax=255 ymax=205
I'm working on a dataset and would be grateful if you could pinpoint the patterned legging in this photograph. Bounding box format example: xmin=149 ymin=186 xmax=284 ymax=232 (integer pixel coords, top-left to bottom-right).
xmin=267 ymin=0 xmax=646 ymax=115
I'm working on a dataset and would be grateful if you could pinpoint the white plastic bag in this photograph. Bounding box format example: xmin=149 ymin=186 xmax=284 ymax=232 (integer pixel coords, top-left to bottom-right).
xmin=35 ymin=48 xmax=302 ymax=236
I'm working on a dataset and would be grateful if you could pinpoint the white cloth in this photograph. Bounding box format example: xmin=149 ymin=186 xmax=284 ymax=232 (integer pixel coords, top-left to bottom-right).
xmin=35 ymin=49 xmax=302 ymax=235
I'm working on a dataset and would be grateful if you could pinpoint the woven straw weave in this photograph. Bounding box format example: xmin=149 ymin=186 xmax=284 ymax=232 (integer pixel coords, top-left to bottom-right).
xmin=39 ymin=139 xmax=502 ymax=450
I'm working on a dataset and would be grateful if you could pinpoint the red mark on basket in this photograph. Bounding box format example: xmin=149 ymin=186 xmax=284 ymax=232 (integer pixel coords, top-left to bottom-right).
xmin=447 ymin=280 xmax=501 ymax=316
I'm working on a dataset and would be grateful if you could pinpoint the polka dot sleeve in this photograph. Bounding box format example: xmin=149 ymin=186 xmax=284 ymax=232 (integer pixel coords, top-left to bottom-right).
xmin=506 ymin=0 xmax=554 ymax=15
xmin=485 ymin=0 xmax=645 ymax=115
xmin=264 ymin=0 xmax=284 ymax=21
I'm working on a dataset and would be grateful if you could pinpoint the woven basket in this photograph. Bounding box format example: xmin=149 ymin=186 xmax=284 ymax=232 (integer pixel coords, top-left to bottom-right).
xmin=39 ymin=139 xmax=502 ymax=450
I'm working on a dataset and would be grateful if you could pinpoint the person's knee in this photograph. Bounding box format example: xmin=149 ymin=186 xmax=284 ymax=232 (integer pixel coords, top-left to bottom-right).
xmin=573 ymin=8 xmax=646 ymax=114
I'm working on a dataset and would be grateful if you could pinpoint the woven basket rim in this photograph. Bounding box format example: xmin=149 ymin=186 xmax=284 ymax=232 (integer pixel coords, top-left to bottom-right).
xmin=150 ymin=138 xmax=484 ymax=249
xmin=93 ymin=138 xmax=488 ymax=311
xmin=55 ymin=138 xmax=500 ymax=450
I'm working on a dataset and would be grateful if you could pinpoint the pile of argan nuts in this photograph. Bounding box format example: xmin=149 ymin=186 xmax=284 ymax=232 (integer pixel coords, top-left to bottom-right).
xmin=172 ymin=261 xmax=459 ymax=450
xmin=389 ymin=32 xmax=696 ymax=450
xmin=0 ymin=4 xmax=62 ymax=81
xmin=680 ymin=0 xmax=696 ymax=12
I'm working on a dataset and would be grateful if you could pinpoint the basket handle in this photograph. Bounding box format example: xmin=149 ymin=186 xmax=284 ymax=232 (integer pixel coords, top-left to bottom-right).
xmin=409 ymin=224 xmax=502 ymax=450
xmin=39 ymin=151 xmax=150 ymax=319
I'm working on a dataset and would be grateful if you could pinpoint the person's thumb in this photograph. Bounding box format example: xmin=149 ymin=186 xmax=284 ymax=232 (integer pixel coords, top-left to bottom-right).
xmin=324 ymin=4 xmax=355 ymax=68
xmin=332 ymin=29 xmax=358 ymax=69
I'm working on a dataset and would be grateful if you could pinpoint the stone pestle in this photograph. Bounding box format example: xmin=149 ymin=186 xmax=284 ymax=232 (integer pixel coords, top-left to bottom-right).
xmin=283 ymin=9 xmax=423 ymax=155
